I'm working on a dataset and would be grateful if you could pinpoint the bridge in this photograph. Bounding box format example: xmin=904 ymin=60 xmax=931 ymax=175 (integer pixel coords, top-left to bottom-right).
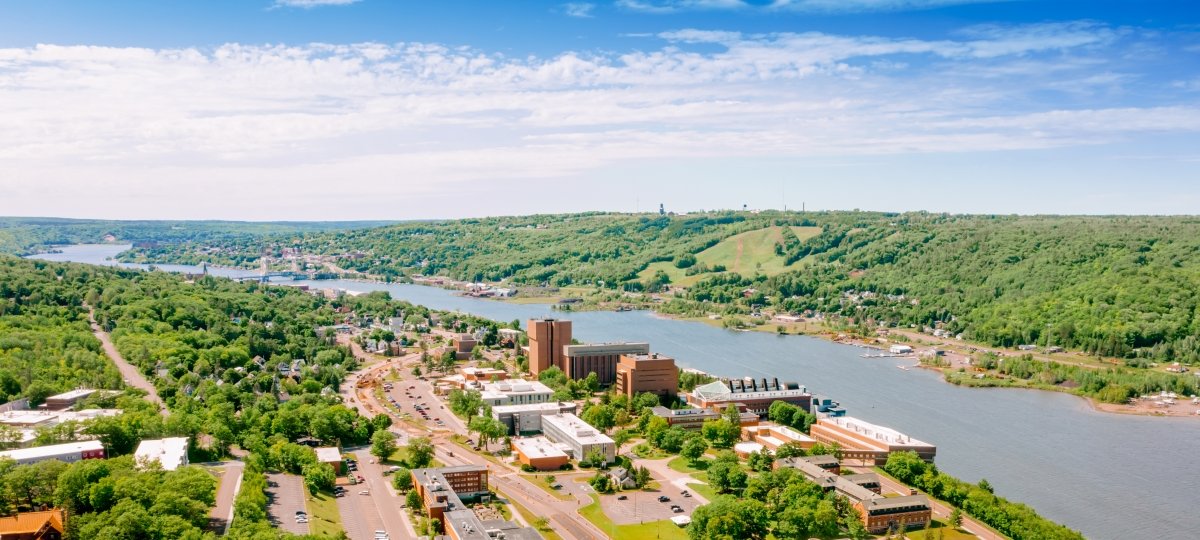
xmin=230 ymin=271 xmax=309 ymax=283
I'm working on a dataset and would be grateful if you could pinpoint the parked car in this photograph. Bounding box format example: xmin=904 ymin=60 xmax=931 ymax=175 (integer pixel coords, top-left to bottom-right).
xmin=658 ymin=495 xmax=670 ymax=502
xmin=359 ymin=490 xmax=370 ymax=495
xmin=617 ymin=495 xmax=627 ymax=500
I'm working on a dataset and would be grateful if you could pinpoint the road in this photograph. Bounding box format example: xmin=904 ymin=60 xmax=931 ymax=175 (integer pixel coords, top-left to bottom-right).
xmin=207 ymin=460 xmax=245 ymax=534
xmin=85 ymin=304 xmax=166 ymax=415
xmin=848 ymin=465 xmax=1003 ymax=540
xmin=341 ymin=335 xmax=608 ymax=540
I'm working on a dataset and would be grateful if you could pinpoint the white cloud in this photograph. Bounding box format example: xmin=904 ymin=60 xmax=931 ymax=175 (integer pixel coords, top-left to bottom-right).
xmin=563 ymin=2 xmax=596 ymax=17
xmin=272 ymin=0 xmax=361 ymax=8
xmin=619 ymin=0 xmax=1004 ymax=14
xmin=0 ymin=22 xmax=1196 ymax=219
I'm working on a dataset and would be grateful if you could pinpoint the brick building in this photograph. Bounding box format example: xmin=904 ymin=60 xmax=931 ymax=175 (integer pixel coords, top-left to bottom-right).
xmin=614 ymin=353 xmax=678 ymax=400
xmin=561 ymin=342 xmax=649 ymax=384
xmin=526 ymin=319 xmax=571 ymax=376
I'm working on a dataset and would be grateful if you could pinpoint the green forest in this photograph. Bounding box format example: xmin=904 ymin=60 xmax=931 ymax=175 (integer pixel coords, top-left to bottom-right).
xmin=97 ymin=211 xmax=1200 ymax=365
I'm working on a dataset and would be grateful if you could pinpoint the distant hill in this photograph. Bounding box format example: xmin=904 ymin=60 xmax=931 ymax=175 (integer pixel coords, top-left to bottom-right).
xmin=12 ymin=211 xmax=1200 ymax=364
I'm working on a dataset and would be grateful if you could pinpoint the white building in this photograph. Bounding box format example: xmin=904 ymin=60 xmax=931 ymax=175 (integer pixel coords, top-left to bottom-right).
xmin=0 ymin=440 xmax=105 ymax=465
xmin=889 ymin=345 xmax=914 ymax=355
xmin=540 ymin=413 xmax=615 ymax=465
xmin=134 ymin=437 xmax=189 ymax=471
xmin=491 ymin=402 xmax=577 ymax=436
xmin=478 ymin=379 xmax=554 ymax=407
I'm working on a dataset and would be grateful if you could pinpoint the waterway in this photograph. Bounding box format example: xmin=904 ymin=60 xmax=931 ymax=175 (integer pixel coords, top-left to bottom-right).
xmin=33 ymin=244 xmax=1200 ymax=540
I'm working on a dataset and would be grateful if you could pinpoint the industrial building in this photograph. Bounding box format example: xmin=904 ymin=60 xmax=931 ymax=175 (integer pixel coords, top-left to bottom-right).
xmin=491 ymin=401 xmax=577 ymax=436
xmin=0 ymin=440 xmax=105 ymax=465
xmin=540 ymin=413 xmax=615 ymax=465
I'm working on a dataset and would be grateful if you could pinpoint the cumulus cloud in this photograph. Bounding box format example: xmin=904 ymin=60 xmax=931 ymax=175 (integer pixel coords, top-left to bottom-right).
xmin=0 ymin=22 xmax=1196 ymax=218
xmin=563 ymin=2 xmax=596 ymax=17
xmin=272 ymin=0 xmax=361 ymax=8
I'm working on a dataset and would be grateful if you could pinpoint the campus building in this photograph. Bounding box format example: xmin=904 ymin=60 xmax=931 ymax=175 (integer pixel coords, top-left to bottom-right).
xmin=526 ymin=319 xmax=571 ymax=376
xmin=133 ymin=437 xmax=189 ymax=471
xmin=741 ymin=423 xmax=817 ymax=452
xmin=614 ymin=353 xmax=678 ymax=400
xmin=778 ymin=456 xmax=930 ymax=534
xmin=687 ymin=377 xmax=812 ymax=418
xmin=478 ymin=379 xmax=554 ymax=407
xmin=648 ymin=406 xmax=719 ymax=430
xmin=808 ymin=416 xmax=936 ymax=464
xmin=540 ymin=413 xmax=615 ymax=465
xmin=561 ymin=342 xmax=650 ymax=384
xmin=511 ymin=436 xmax=570 ymax=471
xmin=0 ymin=509 xmax=65 ymax=540
xmin=0 ymin=440 xmax=105 ymax=466
xmin=39 ymin=389 xmax=100 ymax=411
xmin=411 ymin=466 xmax=542 ymax=539
xmin=491 ymin=401 xmax=577 ymax=436
xmin=315 ymin=446 xmax=343 ymax=474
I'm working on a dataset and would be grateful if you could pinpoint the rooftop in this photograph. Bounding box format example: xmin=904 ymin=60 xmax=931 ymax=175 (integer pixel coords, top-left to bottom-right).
xmin=482 ymin=379 xmax=553 ymax=396
xmin=820 ymin=416 xmax=933 ymax=448
xmin=0 ymin=509 xmax=64 ymax=535
xmin=45 ymin=388 xmax=98 ymax=401
xmin=541 ymin=413 xmax=615 ymax=446
xmin=491 ymin=401 xmax=574 ymax=414
xmin=862 ymin=494 xmax=931 ymax=512
xmin=0 ymin=440 xmax=104 ymax=461
xmin=315 ymin=446 xmax=342 ymax=463
xmin=691 ymin=379 xmax=809 ymax=402
xmin=512 ymin=437 xmax=568 ymax=459
xmin=134 ymin=437 xmax=189 ymax=471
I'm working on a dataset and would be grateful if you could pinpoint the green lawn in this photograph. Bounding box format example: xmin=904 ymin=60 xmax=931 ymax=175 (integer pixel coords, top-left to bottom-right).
xmin=638 ymin=225 xmax=822 ymax=285
xmin=304 ymin=488 xmax=344 ymax=537
xmin=517 ymin=473 xmax=577 ymax=501
xmin=908 ymin=519 xmax=979 ymax=540
xmin=579 ymin=494 xmax=689 ymax=540
xmin=667 ymin=456 xmax=707 ymax=474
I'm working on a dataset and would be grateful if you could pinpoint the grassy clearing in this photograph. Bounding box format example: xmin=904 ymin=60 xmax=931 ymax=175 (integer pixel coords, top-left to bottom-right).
xmin=909 ymin=519 xmax=979 ymax=540
xmin=304 ymin=487 xmax=344 ymax=538
xmin=638 ymin=225 xmax=823 ymax=286
xmin=579 ymin=494 xmax=689 ymax=540
xmin=517 ymin=473 xmax=577 ymax=501
xmin=667 ymin=456 xmax=707 ymax=474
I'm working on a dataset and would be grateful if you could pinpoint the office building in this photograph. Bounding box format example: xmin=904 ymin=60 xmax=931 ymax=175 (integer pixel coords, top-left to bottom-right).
xmin=561 ymin=342 xmax=649 ymax=384
xmin=614 ymin=353 xmax=678 ymax=400
xmin=526 ymin=319 xmax=571 ymax=376
xmin=411 ymin=466 xmax=541 ymax=539
xmin=648 ymin=406 xmax=719 ymax=430
xmin=687 ymin=377 xmax=812 ymax=418
xmin=134 ymin=437 xmax=189 ymax=471
xmin=540 ymin=413 xmax=615 ymax=465
xmin=511 ymin=437 xmax=570 ymax=471
xmin=491 ymin=401 xmax=577 ymax=436
xmin=809 ymin=416 xmax=936 ymax=464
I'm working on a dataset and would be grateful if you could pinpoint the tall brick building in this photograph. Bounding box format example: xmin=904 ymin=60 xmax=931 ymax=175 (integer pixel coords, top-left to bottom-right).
xmin=526 ymin=319 xmax=571 ymax=376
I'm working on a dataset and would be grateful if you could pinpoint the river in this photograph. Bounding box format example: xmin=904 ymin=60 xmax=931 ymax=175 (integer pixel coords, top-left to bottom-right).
xmin=32 ymin=244 xmax=1200 ymax=540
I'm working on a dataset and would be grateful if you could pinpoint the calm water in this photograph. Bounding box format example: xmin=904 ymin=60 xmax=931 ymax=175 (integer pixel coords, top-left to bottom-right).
xmin=36 ymin=244 xmax=1200 ymax=540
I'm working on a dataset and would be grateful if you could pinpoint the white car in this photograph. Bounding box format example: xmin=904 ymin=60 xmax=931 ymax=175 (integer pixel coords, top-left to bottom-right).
xmin=359 ymin=490 xmax=370 ymax=495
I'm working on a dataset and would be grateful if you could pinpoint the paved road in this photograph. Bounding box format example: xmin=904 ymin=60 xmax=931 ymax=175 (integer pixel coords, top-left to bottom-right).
xmin=207 ymin=460 xmax=245 ymax=534
xmin=638 ymin=457 xmax=711 ymax=505
xmin=351 ymin=448 xmax=417 ymax=540
xmin=85 ymin=305 xmax=167 ymax=415
xmin=266 ymin=473 xmax=310 ymax=535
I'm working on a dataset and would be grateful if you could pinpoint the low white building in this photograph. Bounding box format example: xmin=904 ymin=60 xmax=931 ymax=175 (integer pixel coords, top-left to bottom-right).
xmin=491 ymin=401 xmax=577 ymax=436
xmin=479 ymin=379 xmax=554 ymax=407
xmin=889 ymin=345 xmax=914 ymax=355
xmin=134 ymin=437 xmax=189 ymax=471
xmin=540 ymin=413 xmax=615 ymax=465
xmin=0 ymin=440 xmax=105 ymax=465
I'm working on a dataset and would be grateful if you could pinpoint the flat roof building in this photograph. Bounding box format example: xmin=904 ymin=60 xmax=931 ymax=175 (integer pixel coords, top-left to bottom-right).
xmin=491 ymin=401 xmax=577 ymax=436
xmin=0 ymin=440 xmax=105 ymax=466
xmin=512 ymin=437 xmax=570 ymax=471
xmin=742 ymin=423 xmax=817 ymax=452
xmin=809 ymin=416 xmax=936 ymax=464
xmin=410 ymin=465 xmax=534 ymax=538
xmin=687 ymin=377 xmax=812 ymax=418
xmin=479 ymin=379 xmax=554 ymax=407
xmin=562 ymin=342 xmax=650 ymax=385
xmin=615 ymin=353 xmax=678 ymax=400
xmin=527 ymin=319 xmax=571 ymax=376
xmin=315 ymin=446 xmax=343 ymax=473
xmin=40 ymin=389 xmax=99 ymax=411
xmin=540 ymin=413 xmax=615 ymax=465
xmin=778 ymin=455 xmax=930 ymax=534
xmin=649 ymin=406 xmax=719 ymax=430
xmin=134 ymin=437 xmax=189 ymax=471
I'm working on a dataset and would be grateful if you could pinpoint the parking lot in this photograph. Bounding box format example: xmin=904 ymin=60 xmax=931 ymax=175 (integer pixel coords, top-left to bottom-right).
xmin=265 ymin=473 xmax=310 ymax=535
xmin=597 ymin=488 xmax=703 ymax=525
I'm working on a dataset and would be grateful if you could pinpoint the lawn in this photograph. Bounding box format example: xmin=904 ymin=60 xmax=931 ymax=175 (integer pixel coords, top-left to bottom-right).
xmin=908 ymin=519 xmax=979 ymax=540
xmin=304 ymin=488 xmax=344 ymax=537
xmin=667 ymin=456 xmax=707 ymax=474
xmin=516 ymin=473 xmax=577 ymax=501
xmin=579 ymin=494 xmax=689 ymax=540
xmin=637 ymin=226 xmax=822 ymax=286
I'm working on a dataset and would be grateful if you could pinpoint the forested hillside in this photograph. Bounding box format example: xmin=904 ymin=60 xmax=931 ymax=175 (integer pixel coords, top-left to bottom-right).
xmin=0 ymin=217 xmax=394 ymax=257
xmin=29 ymin=211 xmax=1200 ymax=364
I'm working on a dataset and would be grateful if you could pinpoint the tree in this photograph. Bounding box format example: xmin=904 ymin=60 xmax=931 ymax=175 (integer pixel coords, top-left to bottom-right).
xmin=448 ymin=389 xmax=486 ymax=421
xmin=371 ymin=430 xmax=398 ymax=461
xmin=688 ymin=495 xmax=769 ymax=540
xmin=775 ymin=442 xmax=805 ymax=459
xmin=538 ymin=366 xmax=568 ymax=389
xmin=303 ymin=462 xmax=336 ymax=493
xmin=581 ymin=403 xmax=616 ymax=433
xmin=405 ymin=489 xmax=422 ymax=511
xmin=701 ymin=419 xmax=740 ymax=448
xmin=634 ymin=392 xmax=661 ymax=410
xmin=706 ymin=460 xmax=747 ymax=494
xmin=392 ymin=468 xmax=413 ymax=492
xmin=747 ymin=450 xmax=774 ymax=472
xmin=406 ymin=437 xmax=435 ymax=469
xmin=950 ymin=508 xmax=964 ymax=528
xmin=589 ymin=470 xmax=612 ymax=493
xmin=583 ymin=372 xmax=600 ymax=393
xmin=681 ymin=437 xmax=707 ymax=464
xmin=635 ymin=466 xmax=652 ymax=489
xmin=469 ymin=416 xmax=506 ymax=450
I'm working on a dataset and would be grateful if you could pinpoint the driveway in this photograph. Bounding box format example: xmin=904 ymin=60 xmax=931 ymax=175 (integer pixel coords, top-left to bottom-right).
xmin=206 ymin=461 xmax=244 ymax=534
xmin=265 ymin=473 xmax=310 ymax=535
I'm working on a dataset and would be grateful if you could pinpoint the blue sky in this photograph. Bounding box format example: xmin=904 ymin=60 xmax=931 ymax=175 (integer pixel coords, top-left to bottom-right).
xmin=1 ymin=0 xmax=1198 ymax=219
